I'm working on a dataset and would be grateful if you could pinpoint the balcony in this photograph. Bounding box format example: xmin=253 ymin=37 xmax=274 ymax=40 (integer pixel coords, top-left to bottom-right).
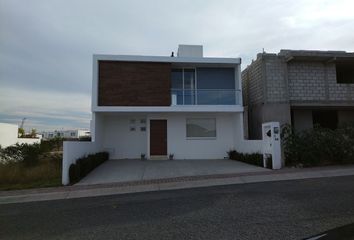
xmin=171 ymin=89 xmax=241 ymax=105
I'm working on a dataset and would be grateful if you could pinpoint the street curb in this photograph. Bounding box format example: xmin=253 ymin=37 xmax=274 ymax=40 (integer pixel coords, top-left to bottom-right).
xmin=1 ymin=166 xmax=354 ymax=204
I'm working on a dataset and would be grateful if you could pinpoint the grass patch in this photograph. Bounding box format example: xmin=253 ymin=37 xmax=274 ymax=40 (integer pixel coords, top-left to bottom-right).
xmin=0 ymin=153 xmax=62 ymax=191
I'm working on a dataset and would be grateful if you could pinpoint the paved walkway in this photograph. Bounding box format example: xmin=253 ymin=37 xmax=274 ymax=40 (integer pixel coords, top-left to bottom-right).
xmin=77 ymin=159 xmax=268 ymax=185
xmin=1 ymin=165 xmax=354 ymax=204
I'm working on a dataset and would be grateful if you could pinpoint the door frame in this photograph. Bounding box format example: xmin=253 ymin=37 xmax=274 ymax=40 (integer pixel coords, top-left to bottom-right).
xmin=147 ymin=119 xmax=168 ymax=158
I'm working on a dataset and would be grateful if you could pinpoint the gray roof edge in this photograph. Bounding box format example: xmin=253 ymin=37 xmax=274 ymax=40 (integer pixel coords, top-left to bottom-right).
xmin=279 ymin=49 xmax=354 ymax=58
xmin=93 ymin=54 xmax=241 ymax=65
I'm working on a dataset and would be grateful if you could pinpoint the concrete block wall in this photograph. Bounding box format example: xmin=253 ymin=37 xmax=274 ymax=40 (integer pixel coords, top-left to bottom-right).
xmin=242 ymin=56 xmax=264 ymax=106
xmin=288 ymin=61 xmax=354 ymax=102
xmin=288 ymin=62 xmax=326 ymax=101
xmin=264 ymin=56 xmax=288 ymax=103
xmin=242 ymin=50 xmax=354 ymax=139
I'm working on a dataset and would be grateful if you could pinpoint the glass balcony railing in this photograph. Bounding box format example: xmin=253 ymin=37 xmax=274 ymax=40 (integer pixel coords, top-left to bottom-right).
xmin=171 ymin=89 xmax=241 ymax=105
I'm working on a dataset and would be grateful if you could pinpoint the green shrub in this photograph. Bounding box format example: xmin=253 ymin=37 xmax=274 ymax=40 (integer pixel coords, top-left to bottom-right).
xmin=281 ymin=124 xmax=354 ymax=167
xmin=227 ymin=150 xmax=263 ymax=167
xmin=0 ymin=144 xmax=24 ymax=164
xmin=0 ymin=139 xmax=63 ymax=166
xmin=70 ymin=152 xmax=109 ymax=184
xmin=21 ymin=143 xmax=42 ymax=167
xmin=69 ymin=164 xmax=79 ymax=184
xmin=40 ymin=138 xmax=63 ymax=152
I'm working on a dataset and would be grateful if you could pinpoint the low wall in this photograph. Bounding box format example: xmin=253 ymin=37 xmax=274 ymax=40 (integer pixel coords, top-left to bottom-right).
xmin=17 ymin=138 xmax=41 ymax=145
xmin=0 ymin=122 xmax=41 ymax=148
xmin=62 ymin=141 xmax=101 ymax=185
xmin=237 ymin=140 xmax=264 ymax=154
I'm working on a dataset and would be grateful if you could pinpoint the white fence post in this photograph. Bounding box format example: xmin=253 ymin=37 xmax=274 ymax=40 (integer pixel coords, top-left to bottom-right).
xmin=262 ymin=122 xmax=282 ymax=169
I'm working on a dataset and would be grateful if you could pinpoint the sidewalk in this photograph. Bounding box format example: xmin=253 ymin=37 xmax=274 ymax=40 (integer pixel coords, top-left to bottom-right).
xmin=1 ymin=165 xmax=354 ymax=204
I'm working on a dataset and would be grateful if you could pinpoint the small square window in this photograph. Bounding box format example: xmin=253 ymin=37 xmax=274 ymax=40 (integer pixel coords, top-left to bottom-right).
xmin=130 ymin=127 xmax=136 ymax=131
xmin=140 ymin=127 xmax=146 ymax=132
xmin=140 ymin=119 xmax=146 ymax=124
xmin=130 ymin=119 xmax=136 ymax=124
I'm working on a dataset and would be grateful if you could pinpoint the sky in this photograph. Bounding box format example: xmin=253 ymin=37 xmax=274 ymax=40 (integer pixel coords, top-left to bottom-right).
xmin=1 ymin=0 xmax=354 ymax=132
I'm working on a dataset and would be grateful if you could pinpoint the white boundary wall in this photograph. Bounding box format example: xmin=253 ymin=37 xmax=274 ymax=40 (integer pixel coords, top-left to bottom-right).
xmin=62 ymin=141 xmax=101 ymax=185
xmin=0 ymin=123 xmax=18 ymax=148
xmin=0 ymin=123 xmax=41 ymax=148
xmin=232 ymin=113 xmax=264 ymax=154
xmin=17 ymin=138 xmax=41 ymax=145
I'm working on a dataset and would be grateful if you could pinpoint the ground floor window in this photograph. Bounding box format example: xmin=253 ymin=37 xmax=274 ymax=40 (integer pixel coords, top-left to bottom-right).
xmin=312 ymin=110 xmax=338 ymax=129
xmin=186 ymin=118 xmax=216 ymax=138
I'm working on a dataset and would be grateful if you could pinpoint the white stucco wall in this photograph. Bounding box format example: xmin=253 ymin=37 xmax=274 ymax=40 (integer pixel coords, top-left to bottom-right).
xmin=17 ymin=138 xmax=41 ymax=145
xmin=62 ymin=141 xmax=101 ymax=185
xmin=0 ymin=122 xmax=41 ymax=148
xmin=160 ymin=113 xmax=235 ymax=159
xmin=0 ymin=123 xmax=18 ymax=148
xmin=91 ymin=112 xmax=277 ymax=162
xmin=97 ymin=112 xmax=258 ymax=160
xmin=232 ymin=112 xmax=264 ymax=154
xmin=102 ymin=115 xmax=147 ymax=159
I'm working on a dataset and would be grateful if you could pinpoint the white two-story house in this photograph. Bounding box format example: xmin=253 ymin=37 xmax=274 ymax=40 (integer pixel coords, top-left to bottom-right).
xmin=91 ymin=45 xmax=250 ymax=160
xmin=62 ymin=45 xmax=277 ymax=185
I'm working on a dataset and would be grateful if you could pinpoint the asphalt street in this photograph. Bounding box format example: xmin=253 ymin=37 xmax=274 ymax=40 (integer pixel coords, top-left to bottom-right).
xmin=1 ymin=176 xmax=354 ymax=240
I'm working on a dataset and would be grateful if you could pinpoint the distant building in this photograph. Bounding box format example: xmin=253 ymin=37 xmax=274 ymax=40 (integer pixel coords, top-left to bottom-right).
xmin=242 ymin=49 xmax=354 ymax=139
xmin=41 ymin=129 xmax=91 ymax=140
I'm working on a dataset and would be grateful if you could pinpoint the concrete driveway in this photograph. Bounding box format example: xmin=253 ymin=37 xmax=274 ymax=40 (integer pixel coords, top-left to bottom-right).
xmin=77 ymin=159 xmax=269 ymax=185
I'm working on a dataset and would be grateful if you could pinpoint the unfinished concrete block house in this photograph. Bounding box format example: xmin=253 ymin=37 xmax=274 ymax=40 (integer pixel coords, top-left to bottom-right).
xmin=242 ymin=50 xmax=354 ymax=139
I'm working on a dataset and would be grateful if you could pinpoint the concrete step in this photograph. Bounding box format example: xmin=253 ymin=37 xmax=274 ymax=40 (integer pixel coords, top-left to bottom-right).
xmin=149 ymin=155 xmax=168 ymax=160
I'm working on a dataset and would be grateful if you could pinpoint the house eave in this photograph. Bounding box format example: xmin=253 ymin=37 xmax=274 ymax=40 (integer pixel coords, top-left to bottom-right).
xmin=93 ymin=54 xmax=241 ymax=65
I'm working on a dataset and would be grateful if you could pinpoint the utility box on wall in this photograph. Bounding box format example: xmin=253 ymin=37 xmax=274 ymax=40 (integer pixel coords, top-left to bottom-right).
xmin=262 ymin=122 xmax=282 ymax=169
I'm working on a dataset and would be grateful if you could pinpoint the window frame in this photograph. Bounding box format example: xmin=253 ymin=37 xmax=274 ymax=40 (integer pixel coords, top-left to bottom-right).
xmin=185 ymin=118 xmax=217 ymax=139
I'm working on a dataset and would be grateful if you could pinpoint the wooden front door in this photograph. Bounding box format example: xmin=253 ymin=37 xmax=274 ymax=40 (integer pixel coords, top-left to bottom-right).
xmin=150 ymin=120 xmax=167 ymax=155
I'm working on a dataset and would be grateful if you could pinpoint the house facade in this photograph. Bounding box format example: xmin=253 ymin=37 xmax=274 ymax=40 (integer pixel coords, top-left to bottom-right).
xmin=62 ymin=45 xmax=282 ymax=185
xmin=91 ymin=45 xmax=250 ymax=160
xmin=242 ymin=50 xmax=354 ymax=139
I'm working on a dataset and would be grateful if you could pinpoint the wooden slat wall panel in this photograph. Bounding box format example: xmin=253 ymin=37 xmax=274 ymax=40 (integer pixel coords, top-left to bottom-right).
xmin=98 ymin=61 xmax=171 ymax=106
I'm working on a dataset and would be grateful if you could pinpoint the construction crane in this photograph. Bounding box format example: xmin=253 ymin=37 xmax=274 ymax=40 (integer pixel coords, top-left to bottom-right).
xmin=20 ymin=118 xmax=26 ymax=129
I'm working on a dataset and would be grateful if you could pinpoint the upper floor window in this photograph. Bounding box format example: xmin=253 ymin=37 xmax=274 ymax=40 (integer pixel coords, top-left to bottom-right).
xmin=171 ymin=69 xmax=183 ymax=89
xmin=197 ymin=67 xmax=235 ymax=89
xmin=171 ymin=67 xmax=237 ymax=105
xmin=336 ymin=63 xmax=354 ymax=84
xmin=171 ymin=68 xmax=196 ymax=105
